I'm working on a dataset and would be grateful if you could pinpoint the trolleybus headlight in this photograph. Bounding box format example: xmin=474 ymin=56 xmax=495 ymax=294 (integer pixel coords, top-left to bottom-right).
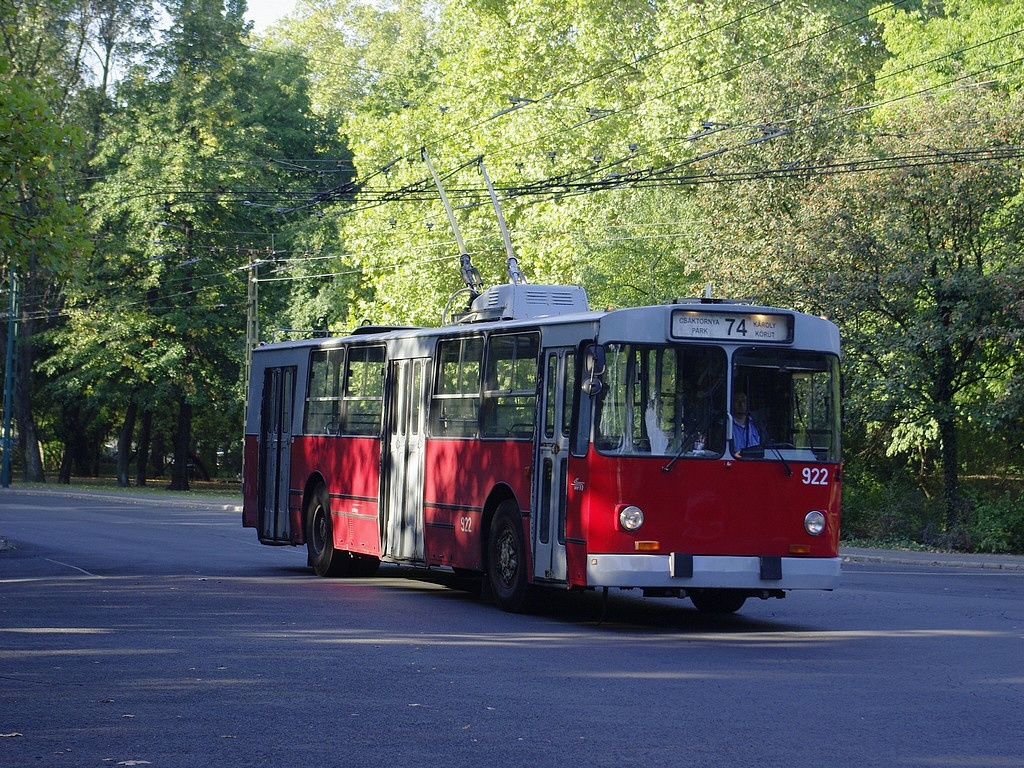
xmin=804 ymin=510 xmax=826 ymax=536
xmin=619 ymin=505 xmax=645 ymax=531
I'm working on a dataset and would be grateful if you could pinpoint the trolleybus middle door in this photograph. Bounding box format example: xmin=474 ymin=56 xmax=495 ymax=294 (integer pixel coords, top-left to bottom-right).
xmin=258 ymin=365 xmax=295 ymax=544
xmin=533 ymin=348 xmax=574 ymax=583
xmin=382 ymin=358 xmax=426 ymax=562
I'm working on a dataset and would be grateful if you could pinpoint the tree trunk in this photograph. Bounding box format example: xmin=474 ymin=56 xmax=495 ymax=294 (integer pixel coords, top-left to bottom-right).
xmin=57 ymin=451 xmax=72 ymax=484
xmin=151 ymin=431 xmax=166 ymax=477
xmin=116 ymin=400 xmax=138 ymax=488
xmin=933 ymin=284 xmax=964 ymax=546
xmin=57 ymin=403 xmax=79 ymax=484
xmin=939 ymin=413 xmax=961 ymax=540
xmin=15 ymin=307 xmax=44 ymax=483
xmin=136 ymin=409 xmax=152 ymax=487
xmin=168 ymin=398 xmax=192 ymax=491
xmin=190 ymin=451 xmax=211 ymax=481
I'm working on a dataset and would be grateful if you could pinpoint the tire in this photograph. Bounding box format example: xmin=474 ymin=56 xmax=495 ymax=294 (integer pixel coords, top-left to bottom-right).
xmin=306 ymin=484 xmax=351 ymax=577
xmin=487 ymin=500 xmax=531 ymax=612
xmin=690 ymin=589 xmax=746 ymax=614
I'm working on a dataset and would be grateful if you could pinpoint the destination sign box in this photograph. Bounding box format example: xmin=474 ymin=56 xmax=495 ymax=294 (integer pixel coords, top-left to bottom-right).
xmin=670 ymin=310 xmax=793 ymax=343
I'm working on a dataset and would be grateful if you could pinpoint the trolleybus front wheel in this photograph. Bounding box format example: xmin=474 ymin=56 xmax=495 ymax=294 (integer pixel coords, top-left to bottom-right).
xmin=306 ymin=484 xmax=352 ymax=578
xmin=689 ymin=589 xmax=746 ymax=614
xmin=487 ymin=501 xmax=530 ymax=612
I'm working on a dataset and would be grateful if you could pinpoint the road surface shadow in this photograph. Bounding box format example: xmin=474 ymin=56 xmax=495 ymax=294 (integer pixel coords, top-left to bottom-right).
xmin=273 ymin=561 xmax=817 ymax=634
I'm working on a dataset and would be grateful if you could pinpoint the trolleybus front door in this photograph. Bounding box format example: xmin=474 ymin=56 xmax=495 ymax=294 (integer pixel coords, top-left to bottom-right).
xmin=258 ymin=365 xmax=295 ymax=543
xmin=534 ymin=348 xmax=574 ymax=583
xmin=382 ymin=358 xmax=427 ymax=562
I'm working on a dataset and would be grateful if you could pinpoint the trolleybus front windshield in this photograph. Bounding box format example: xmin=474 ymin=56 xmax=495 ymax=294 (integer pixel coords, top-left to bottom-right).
xmin=593 ymin=343 xmax=841 ymax=463
xmin=731 ymin=348 xmax=841 ymax=463
xmin=595 ymin=344 xmax=727 ymax=457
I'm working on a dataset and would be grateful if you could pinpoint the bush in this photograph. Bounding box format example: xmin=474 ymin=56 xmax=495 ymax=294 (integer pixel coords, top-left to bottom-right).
xmin=841 ymin=471 xmax=938 ymax=543
xmin=967 ymin=491 xmax=1024 ymax=554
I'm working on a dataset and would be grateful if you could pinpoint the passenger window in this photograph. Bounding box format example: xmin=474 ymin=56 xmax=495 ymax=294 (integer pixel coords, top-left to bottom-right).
xmin=482 ymin=333 xmax=539 ymax=440
xmin=304 ymin=348 xmax=344 ymax=434
xmin=431 ymin=337 xmax=483 ymax=438
xmin=342 ymin=346 xmax=385 ymax=436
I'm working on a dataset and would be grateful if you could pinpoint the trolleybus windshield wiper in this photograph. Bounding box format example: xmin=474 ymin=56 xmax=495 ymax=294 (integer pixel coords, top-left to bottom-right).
xmin=661 ymin=427 xmax=701 ymax=473
xmin=764 ymin=442 xmax=793 ymax=476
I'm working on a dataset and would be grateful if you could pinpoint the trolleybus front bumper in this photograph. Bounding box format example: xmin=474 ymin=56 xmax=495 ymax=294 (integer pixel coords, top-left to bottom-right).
xmin=586 ymin=554 xmax=841 ymax=591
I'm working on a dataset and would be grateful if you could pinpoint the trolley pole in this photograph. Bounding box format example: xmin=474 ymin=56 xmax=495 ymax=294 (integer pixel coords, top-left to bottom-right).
xmin=2 ymin=272 xmax=19 ymax=487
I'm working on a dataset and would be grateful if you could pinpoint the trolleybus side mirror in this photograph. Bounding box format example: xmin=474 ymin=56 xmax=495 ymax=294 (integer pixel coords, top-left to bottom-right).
xmin=582 ymin=344 xmax=606 ymax=397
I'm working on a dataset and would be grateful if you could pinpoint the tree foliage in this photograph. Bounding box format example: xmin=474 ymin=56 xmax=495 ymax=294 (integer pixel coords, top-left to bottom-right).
xmin=61 ymin=0 xmax=341 ymax=487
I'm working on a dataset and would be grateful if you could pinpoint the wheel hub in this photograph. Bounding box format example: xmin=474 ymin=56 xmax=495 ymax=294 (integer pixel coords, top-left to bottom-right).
xmin=313 ymin=506 xmax=327 ymax=553
xmin=497 ymin=529 xmax=517 ymax=585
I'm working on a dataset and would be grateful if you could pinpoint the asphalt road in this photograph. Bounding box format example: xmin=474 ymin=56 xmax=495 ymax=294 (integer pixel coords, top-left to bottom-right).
xmin=1 ymin=488 xmax=1022 ymax=768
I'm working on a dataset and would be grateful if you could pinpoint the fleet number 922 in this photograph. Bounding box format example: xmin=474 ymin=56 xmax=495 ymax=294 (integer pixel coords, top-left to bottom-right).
xmin=801 ymin=467 xmax=830 ymax=486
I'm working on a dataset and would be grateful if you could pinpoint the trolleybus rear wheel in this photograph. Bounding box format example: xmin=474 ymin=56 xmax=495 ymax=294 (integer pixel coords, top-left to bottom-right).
xmin=690 ymin=589 xmax=746 ymax=614
xmin=487 ymin=501 xmax=530 ymax=612
xmin=306 ymin=484 xmax=352 ymax=578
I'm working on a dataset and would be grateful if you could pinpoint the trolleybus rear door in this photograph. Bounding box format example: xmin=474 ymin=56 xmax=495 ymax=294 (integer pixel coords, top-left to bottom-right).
xmin=258 ymin=366 xmax=295 ymax=543
xmin=534 ymin=348 xmax=574 ymax=583
xmin=382 ymin=359 xmax=427 ymax=562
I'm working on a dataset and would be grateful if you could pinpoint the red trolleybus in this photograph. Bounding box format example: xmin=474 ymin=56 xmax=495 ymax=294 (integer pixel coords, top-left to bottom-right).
xmin=242 ymin=283 xmax=841 ymax=613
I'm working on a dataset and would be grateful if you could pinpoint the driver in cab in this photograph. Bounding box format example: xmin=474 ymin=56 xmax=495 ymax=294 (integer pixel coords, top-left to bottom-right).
xmin=730 ymin=390 xmax=761 ymax=452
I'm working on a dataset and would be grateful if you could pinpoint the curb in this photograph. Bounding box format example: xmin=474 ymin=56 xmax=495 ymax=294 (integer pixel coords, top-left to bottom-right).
xmin=0 ymin=485 xmax=242 ymax=513
xmin=841 ymin=549 xmax=1024 ymax=572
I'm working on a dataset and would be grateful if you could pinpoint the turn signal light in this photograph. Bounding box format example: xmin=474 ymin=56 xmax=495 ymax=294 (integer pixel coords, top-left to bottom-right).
xmin=789 ymin=544 xmax=811 ymax=554
xmin=635 ymin=541 xmax=660 ymax=552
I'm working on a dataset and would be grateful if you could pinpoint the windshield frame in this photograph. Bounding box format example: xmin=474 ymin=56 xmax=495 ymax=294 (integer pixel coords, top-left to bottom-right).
xmin=593 ymin=342 xmax=728 ymax=459
xmin=729 ymin=347 xmax=842 ymax=464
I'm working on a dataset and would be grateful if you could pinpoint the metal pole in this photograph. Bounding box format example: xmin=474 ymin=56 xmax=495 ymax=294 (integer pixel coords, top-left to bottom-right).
xmin=2 ymin=272 xmax=18 ymax=487
xmin=479 ymin=160 xmax=526 ymax=285
xmin=422 ymin=148 xmax=468 ymax=256
xmin=243 ymin=246 xmax=262 ymax=460
xmin=244 ymin=248 xmax=260 ymax=400
xmin=422 ymin=149 xmax=482 ymax=296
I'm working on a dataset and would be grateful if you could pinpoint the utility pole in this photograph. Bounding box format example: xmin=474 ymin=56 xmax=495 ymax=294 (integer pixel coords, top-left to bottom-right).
xmin=2 ymin=272 xmax=19 ymax=487
xmin=244 ymin=242 xmax=265 ymax=402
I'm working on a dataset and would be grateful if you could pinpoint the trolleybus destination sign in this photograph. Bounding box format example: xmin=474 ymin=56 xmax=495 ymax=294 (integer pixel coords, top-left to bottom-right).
xmin=670 ymin=309 xmax=793 ymax=343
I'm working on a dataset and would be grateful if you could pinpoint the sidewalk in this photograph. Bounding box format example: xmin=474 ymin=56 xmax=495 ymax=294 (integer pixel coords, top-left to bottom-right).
xmin=841 ymin=546 xmax=1024 ymax=571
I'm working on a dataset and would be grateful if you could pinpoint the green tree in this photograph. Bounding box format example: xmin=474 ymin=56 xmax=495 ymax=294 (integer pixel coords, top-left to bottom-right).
xmin=0 ymin=0 xmax=101 ymax=481
xmin=281 ymin=0 xmax=668 ymax=324
xmin=787 ymin=89 xmax=1024 ymax=544
xmin=282 ymin=0 xmax=897 ymax=327
xmin=76 ymin=0 xmax=340 ymax=488
xmin=802 ymin=1 xmax=1024 ymax=542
